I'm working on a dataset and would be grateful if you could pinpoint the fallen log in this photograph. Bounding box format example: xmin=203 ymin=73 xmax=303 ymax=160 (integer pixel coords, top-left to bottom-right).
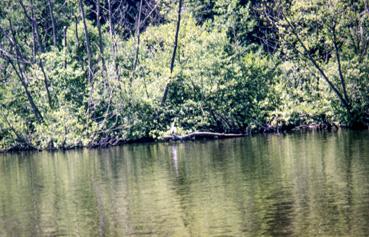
xmin=160 ymin=131 xmax=245 ymax=141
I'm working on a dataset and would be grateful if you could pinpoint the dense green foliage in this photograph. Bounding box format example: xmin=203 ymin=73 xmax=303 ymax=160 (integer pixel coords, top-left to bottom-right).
xmin=0 ymin=0 xmax=368 ymax=151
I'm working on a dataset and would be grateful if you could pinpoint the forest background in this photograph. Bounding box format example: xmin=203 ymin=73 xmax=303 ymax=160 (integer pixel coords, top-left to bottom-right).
xmin=0 ymin=0 xmax=368 ymax=151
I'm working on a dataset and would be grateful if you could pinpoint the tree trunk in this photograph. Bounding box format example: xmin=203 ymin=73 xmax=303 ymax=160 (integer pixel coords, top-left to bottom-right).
xmin=96 ymin=0 xmax=107 ymax=79
xmin=160 ymin=131 xmax=245 ymax=141
xmin=18 ymin=0 xmax=36 ymax=59
xmin=78 ymin=0 xmax=94 ymax=109
xmin=19 ymin=0 xmax=53 ymax=109
xmin=282 ymin=14 xmax=351 ymax=113
xmin=63 ymin=26 xmax=67 ymax=69
xmin=47 ymin=0 xmax=57 ymax=46
xmin=9 ymin=60 xmax=44 ymax=123
xmin=6 ymin=18 xmax=44 ymax=122
xmin=4 ymin=23 xmax=43 ymax=122
xmin=332 ymin=25 xmax=350 ymax=107
xmin=132 ymin=0 xmax=143 ymax=72
xmin=107 ymin=0 xmax=120 ymax=81
xmin=161 ymin=0 xmax=184 ymax=105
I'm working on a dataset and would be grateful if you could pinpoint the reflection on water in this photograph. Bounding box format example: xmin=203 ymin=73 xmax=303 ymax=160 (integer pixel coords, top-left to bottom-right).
xmin=0 ymin=130 xmax=369 ymax=236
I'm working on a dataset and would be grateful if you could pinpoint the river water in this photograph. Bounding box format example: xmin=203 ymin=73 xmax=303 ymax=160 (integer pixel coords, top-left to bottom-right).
xmin=0 ymin=131 xmax=368 ymax=236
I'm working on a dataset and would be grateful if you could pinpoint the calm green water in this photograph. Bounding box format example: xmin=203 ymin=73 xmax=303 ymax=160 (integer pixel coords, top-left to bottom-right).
xmin=0 ymin=131 xmax=369 ymax=237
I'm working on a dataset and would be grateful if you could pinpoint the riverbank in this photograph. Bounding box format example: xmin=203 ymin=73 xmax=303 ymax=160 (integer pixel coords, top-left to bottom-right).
xmin=1 ymin=122 xmax=354 ymax=153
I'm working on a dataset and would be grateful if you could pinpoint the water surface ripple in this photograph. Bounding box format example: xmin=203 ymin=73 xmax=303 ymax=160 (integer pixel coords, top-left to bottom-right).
xmin=0 ymin=131 xmax=369 ymax=236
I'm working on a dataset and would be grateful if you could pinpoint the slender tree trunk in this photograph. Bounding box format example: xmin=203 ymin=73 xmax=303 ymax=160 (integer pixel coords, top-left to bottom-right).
xmin=47 ymin=0 xmax=57 ymax=46
xmin=96 ymin=0 xmax=107 ymax=79
xmin=169 ymin=0 xmax=183 ymax=74
xmin=30 ymin=0 xmax=53 ymax=108
xmin=18 ymin=0 xmax=36 ymax=60
xmin=107 ymin=0 xmax=114 ymax=37
xmin=74 ymin=15 xmax=80 ymax=44
xmin=63 ymin=26 xmax=67 ymax=69
xmin=6 ymin=21 xmax=43 ymax=122
xmin=161 ymin=0 xmax=184 ymax=105
xmin=78 ymin=0 xmax=94 ymax=109
xmin=282 ymin=14 xmax=351 ymax=113
xmin=107 ymin=0 xmax=120 ymax=80
xmin=29 ymin=0 xmax=42 ymax=53
xmin=39 ymin=62 xmax=53 ymax=107
xmin=332 ymin=25 xmax=350 ymax=108
xmin=10 ymin=60 xmax=44 ymax=122
xmin=19 ymin=0 xmax=53 ymax=108
xmin=73 ymin=13 xmax=83 ymax=69
xmin=133 ymin=0 xmax=143 ymax=72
